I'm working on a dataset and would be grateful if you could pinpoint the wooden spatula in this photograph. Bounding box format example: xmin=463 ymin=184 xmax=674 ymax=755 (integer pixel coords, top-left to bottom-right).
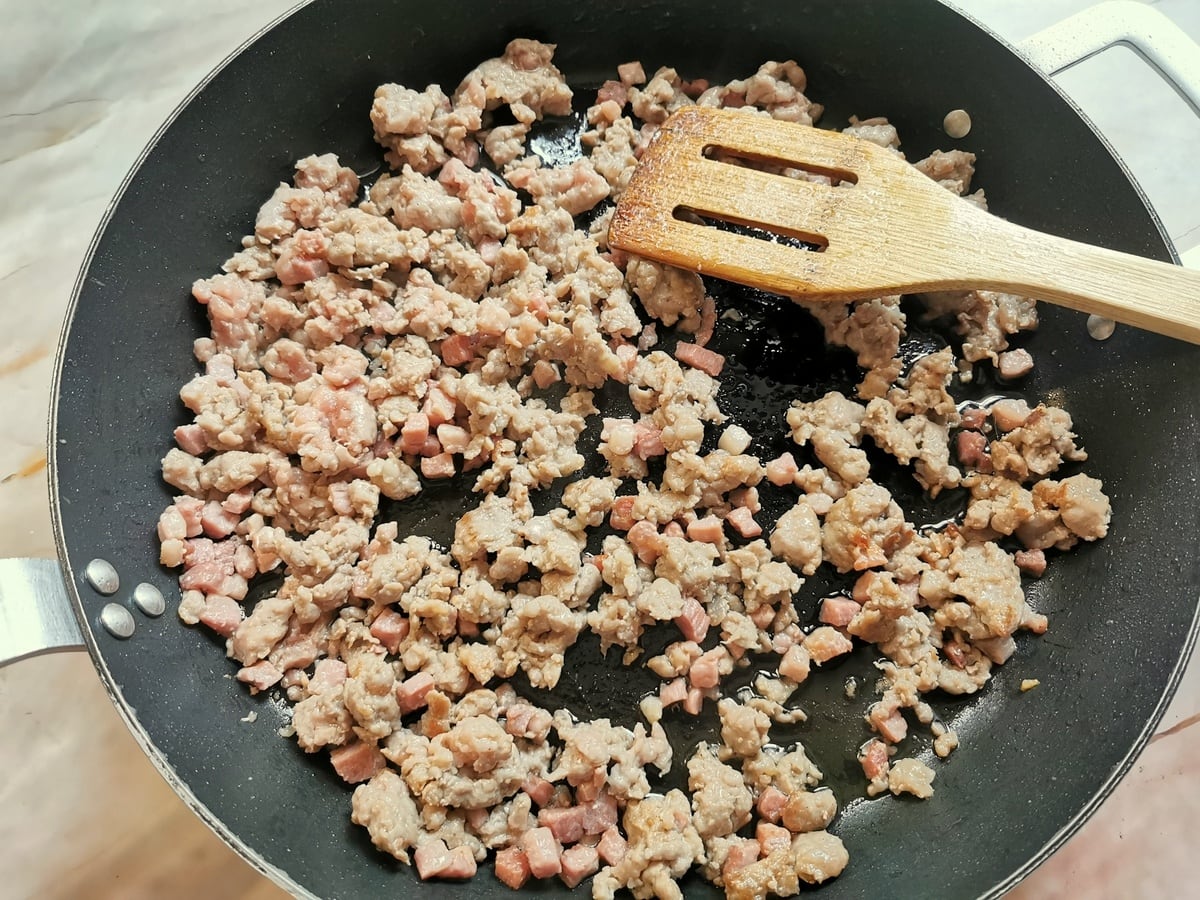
xmin=608 ymin=106 xmax=1200 ymax=344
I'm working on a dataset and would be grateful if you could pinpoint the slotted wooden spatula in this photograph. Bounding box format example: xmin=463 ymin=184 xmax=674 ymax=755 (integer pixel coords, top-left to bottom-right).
xmin=608 ymin=106 xmax=1200 ymax=344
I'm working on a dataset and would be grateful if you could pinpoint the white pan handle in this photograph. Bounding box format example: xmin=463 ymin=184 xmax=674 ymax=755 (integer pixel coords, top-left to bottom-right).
xmin=1019 ymin=0 xmax=1200 ymax=268
xmin=1018 ymin=0 xmax=1200 ymax=116
xmin=0 ymin=558 xmax=84 ymax=667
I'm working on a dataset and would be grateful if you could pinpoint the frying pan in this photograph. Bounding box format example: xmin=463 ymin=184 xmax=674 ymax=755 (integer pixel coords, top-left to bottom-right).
xmin=3 ymin=0 xmax=1199 ymax=897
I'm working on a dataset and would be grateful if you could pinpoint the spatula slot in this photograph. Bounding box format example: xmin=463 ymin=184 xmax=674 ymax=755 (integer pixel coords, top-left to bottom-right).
xmin=701 ymin=144 xmax=858 ymax=188
xmin=674 ymin=204 xmax=828 ymax=251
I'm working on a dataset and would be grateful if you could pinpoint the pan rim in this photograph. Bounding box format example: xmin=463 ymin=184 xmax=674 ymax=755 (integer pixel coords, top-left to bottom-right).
xmin=938 ymin=4 xmax=1200 ymax=890
xmin=45 ymin=1 xmax=317 ymax=896
xmin=986 ymin=603 xmax=1200 ymax=897
xmin=43 ymin=2 xmax=1199 ymax=898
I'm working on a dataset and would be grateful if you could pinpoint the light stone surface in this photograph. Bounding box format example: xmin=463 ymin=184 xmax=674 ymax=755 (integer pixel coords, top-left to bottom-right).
xmin=0 ymin=2 xmax=1196 ymax=898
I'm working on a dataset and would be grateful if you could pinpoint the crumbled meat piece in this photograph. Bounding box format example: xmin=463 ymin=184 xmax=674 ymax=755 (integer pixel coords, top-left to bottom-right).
xmin=723 ymin=832 xmax=849 ymax=899
xmin=688 ymin=742 xmax=753 ymax=838
xmin=629 ymin=66 xmax=693 ymax=125
xmin=795 ymin=297 xmax=904 ymax=398
xmin=934 ymin=541 xmax=1028 ymax=642
xmin=888 ymin=758 xmax=936 ymax=798
xmin=718 ymin=699 xmax=772 ymax=759
xmin=787 ymin=392 xmax=868 ymax=485
xmin=725 ymin=60 xmax=823 ymax=124
xmin=592 ymin=790 xmax=703 ymax=900
xmin=770 ymin=497 xmax=823 ymax=576
xmin=292 ymin=664 xmax=353 ymax=752
xmin=371 ymin=83 xmax=480 ymax=174
xmin=552 ymin=714 xmax=672 ymax=801
xmin=921 ymin=290 xmax=1038 ymax=373
xmin=1016 ymin=473 xmax=1111 ymax=550
xmin=913 ymin=149 xmax=976 ymax=194
xmin=457 ymin=38 xmax=573 ymax=123
xmin=781 ymin=790 xmax=837 ymax=834
xmin=506 ymin=158 xmax=610 ymax=216
xmin=351 ymin=769 xmax=423 ymax=864
xmin=990 ymin=404 xmax=1087 ymax=482
xmin=844 ymin=116 xmax=899 ymax=149
xmin=820 ymin=482 xmax=907 ymax=574
xmin=626 ymin=256 xmax=706 ymax=332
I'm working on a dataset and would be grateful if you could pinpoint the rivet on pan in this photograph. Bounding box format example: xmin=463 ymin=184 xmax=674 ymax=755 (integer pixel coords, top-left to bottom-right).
xmin=99 ymin=603 xmax=136 ymax=639
xmin=132 ymin=582 xmax=166 ymax=617
xmin=1087 ymin=315 xmax=1116 ymax=341
xmin=84 ymin=558 xmax=120 ymax=595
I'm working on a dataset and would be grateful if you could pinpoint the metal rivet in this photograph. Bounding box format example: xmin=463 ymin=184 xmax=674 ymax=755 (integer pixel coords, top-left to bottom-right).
xmin=99 ymin=603 xmax=135 ymax=639
xmin=84 ymin=558 xmax=120 ymax=595
xmin=1087 ymin=315 xmax=1116 ymax=341
xmin=132 ymin=582 xmax=166 ymax=617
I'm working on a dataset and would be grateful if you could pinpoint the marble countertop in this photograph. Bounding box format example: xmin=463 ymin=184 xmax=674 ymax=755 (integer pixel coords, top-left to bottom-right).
xmin=1 ymin=1 xmax=1197 ymax=898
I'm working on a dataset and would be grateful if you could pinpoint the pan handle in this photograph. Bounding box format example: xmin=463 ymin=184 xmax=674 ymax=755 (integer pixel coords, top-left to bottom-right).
xmin=1018 ymin=0 xmax=1200 ymax=268
xmin=0 ymin=558 xmax=84 ymax=667
xmin=1018 ymin=0 xmax=1200 ymax=117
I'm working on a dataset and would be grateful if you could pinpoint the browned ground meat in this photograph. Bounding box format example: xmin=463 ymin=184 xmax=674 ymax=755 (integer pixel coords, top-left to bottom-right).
xmin=158 ymin=40 xmax=1108 ymax=900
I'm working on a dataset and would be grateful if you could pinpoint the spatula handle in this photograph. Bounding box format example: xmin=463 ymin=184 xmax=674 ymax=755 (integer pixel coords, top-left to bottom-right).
xmin=973 ymin=218 xmax=1200 ymax=343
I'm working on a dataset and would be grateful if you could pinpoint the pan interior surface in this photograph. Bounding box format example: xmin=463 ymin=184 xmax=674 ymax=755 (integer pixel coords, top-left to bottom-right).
xmin=49 ymin=1 xmax=1200 ymax=898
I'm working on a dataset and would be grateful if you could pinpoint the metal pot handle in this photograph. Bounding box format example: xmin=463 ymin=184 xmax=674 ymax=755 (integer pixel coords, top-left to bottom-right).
xmin=0 ymin=558 xmax=84 ymax=667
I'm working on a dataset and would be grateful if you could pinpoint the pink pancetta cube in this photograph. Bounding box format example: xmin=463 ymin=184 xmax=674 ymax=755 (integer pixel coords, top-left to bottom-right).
xmin=819 ymin=597 xmax=862 ymax=629
xmin=400 ymin=413 xmax=430 ymax=455
xmin=329 ymin=741 xmax=386 ymax=784
xmin=756 ymin=786 xmax=788 ymax=823
xmin=420 ymin=452 xmax=455 ymax=479
xmin=674 ymin=596 xmax=710 ymax=643
xmin=396 ymin=671 xmax=436 ymax=713
xmin=686 ymin=515 xmax=724 ymax=544
xmin=675 ymin=341 xmax=725 ymax=376
xmin=725 ymin=506 xmax=761 ymax=538
xmin=199 ymin=594 xmax=242 ymax=637
xmin=520 ymin=827 xmax=562 ymax=879
xmin=494 ymin=847 xmax=531 ymax=890
xmin=236 ymin=660 xmax=282 ymax=694
xmin=559 ymin=844 xmax=599 ymax=889
xmin=597 ymin=826 xmax=627 ymax=866
xmin=369 ymin=609 xmax=409 ymax=654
